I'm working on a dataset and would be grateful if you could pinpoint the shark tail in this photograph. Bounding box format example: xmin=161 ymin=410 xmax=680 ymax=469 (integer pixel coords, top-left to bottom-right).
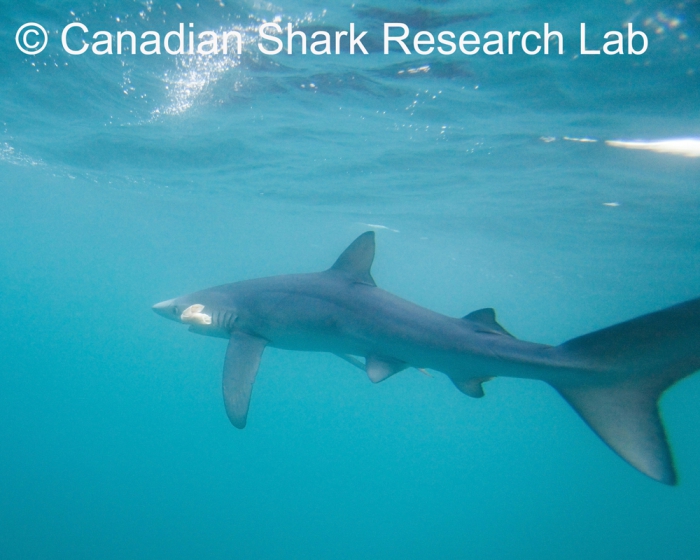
xmin=548 ymin=297 xmax=700 ymax=485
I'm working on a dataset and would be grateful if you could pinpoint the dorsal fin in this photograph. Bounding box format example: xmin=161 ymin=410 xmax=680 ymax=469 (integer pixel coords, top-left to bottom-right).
xmin=463 ymin=308 xmax=513 ymax=337
xmin=329 ymin=231 xmax=376 ymax=286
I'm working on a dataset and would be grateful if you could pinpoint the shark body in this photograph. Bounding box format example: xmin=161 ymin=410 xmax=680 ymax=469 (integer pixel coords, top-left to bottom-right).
xmin=153 ymin=232 xmax=700 ymax=485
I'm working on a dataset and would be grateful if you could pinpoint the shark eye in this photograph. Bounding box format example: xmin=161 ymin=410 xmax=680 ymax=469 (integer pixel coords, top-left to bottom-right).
xmin=172 ymin=307 xmax=178 ymax=316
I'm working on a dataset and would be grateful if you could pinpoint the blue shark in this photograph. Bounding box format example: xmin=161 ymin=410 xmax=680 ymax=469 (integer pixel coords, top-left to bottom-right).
xmin=153 ymin=232 xmax=700 ymax=485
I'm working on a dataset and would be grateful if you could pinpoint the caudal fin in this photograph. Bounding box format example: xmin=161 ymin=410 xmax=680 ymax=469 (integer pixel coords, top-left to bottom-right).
xmin=550 ymin=297 xmax=700 ymax=485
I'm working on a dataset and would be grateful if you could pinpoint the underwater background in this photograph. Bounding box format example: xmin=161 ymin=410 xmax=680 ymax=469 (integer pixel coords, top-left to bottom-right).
xmin=2 ymin=0 xmax=700 ymax=558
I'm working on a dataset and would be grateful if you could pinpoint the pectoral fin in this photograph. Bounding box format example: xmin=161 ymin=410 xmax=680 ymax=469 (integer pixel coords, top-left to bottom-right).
xmin=222 ymin=331 xmax=267 ymax=429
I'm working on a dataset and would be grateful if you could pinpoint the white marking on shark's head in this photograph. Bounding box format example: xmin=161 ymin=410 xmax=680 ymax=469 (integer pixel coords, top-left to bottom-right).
xmin=180 ymin=304 xmax=212 ymax=325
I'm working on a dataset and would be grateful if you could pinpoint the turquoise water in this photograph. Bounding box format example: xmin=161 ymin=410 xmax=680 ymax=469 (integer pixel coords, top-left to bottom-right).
xmin=2 ymin=1 xmax=700 ymax=558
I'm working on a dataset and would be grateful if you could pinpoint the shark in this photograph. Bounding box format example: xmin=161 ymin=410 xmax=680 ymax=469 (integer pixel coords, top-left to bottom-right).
xmin=153 ymin=231 xmax=700 ymax=485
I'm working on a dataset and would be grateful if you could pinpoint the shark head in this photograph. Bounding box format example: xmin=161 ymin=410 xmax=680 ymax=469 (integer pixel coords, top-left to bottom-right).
xmin=152 ymin=292 xmax=236 ymax=337
xmin=155 ymin=300 xmax=212 ymax=325
xmin=152 ymin=297 xmax=201 ymax=324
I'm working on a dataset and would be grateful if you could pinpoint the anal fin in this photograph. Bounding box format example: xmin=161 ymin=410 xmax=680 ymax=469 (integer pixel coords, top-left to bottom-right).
xmin=451 ymin=376 xmax=493 ymax=398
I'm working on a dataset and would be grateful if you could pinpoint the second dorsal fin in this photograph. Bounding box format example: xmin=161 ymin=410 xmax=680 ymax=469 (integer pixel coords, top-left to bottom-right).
xmin=463 ymin=308 xmax=513 ymax=337
xmin=329 ymin=231 xmax=376 ymax=286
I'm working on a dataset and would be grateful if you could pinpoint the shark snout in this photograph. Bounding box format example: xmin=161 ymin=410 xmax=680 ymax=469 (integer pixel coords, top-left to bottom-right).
xmin=152 ymin=298 xmax=177 ymax=320
xmin=152 ymin=299 xmax=213 ymax=326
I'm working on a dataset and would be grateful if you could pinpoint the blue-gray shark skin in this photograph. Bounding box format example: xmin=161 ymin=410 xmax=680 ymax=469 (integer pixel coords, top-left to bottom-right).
xmin=153 ymin=232 xmax=700 ymax=485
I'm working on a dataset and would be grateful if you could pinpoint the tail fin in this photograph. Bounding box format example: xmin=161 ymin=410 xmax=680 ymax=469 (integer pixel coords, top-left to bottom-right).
xmin=550 ymin=297 xmax=700 ymax=485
